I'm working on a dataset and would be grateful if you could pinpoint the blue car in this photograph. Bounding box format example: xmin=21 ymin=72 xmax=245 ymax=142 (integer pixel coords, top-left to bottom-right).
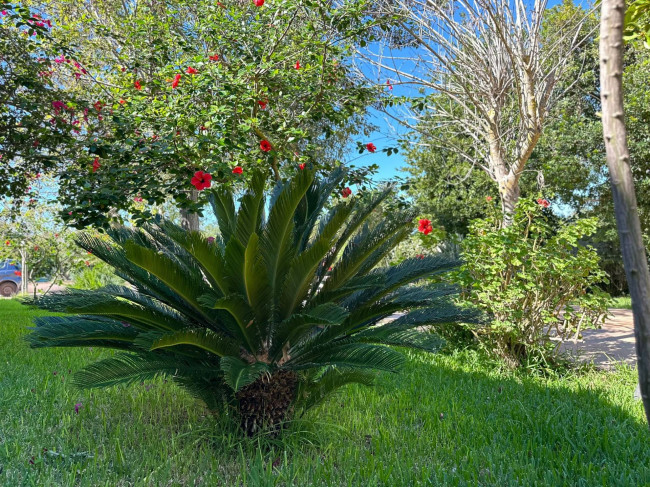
xmin=0 ymin=260 xmax=22 ymax=297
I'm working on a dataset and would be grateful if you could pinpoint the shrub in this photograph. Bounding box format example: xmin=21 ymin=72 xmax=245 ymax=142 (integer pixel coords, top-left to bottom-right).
xmin=454 ymin=199 xmax=611 ymax=368
xmin=71 ymin=261 xmax=124 ymax=290
xmin=24 ymin=169 xmax=477 ymax=435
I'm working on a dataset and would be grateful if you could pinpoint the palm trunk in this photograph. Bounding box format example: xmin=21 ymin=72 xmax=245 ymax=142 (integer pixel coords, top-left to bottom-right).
xmin=180 ymin=189 xmax=200 ymax=232
xmin=600 ymin=0 xmax=650 ymax=425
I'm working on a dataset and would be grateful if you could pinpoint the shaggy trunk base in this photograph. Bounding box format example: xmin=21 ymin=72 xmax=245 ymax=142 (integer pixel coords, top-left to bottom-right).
xmin=236 ymin=370 xmax=298 ymax=436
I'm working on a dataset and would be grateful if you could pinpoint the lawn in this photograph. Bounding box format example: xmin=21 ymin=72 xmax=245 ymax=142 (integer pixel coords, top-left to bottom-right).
xmin=1 ymin=299 xmax=649 ymax=486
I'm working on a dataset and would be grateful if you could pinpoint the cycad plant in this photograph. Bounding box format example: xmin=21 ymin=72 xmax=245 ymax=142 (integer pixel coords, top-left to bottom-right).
xmin=25 ymin=169 xmax=478 ymax=435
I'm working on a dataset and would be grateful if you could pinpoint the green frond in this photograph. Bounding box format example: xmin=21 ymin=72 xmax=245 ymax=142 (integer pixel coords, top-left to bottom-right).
xmin=269 ymin=303 xmax=349 ymax=360
xmin=296 ymin=367 xmax=376 ymax=411
xmin=278 ymin=201 xmax=353 ymax=319
xmin=150 ymin=328 xmax=241 ymax=357
xmin=26 ymin=316 xmax=139 ymax=350
xmin=234 ymin=172 xmax=265 ymax=246
xmin=201 ymin=293 xmax=256 ymax=351
xmin=172 ymin=375 xmax=232 ymax=412
xmin=123 ymin=241 xmax=214 ymax=323
xmin=25 ymin=289 xmax=187 ymax=332
xmin=208 ymin=189 xmax=237 ymax=243
xmin=261 ymin=168 xmax=314 ymax=308
xmin=244 ymin=233 xmax=272 ymax=325
xmin=73 ymin=353 xmax=218 ymax=389
xmin=353 ymin=328 xmax=445 ymax=352
xmin=380 ymin=306 xmax=483 ymax=333
xmin=158 ymin=221 xmax=230 ymax=295
xmin=219 ymin=356 xmax=270 ymax=392
xmin=285 ymin=343 xmax=405 ymax=373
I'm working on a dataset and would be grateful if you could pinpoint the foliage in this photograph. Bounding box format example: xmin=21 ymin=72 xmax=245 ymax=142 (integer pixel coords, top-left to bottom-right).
xmin=0 ymin=5 xmax=82 ymax=202
xmin=71 ymin=261 xmax=123 ymax=290
xmin=454 ymin=199 xmax=611 ymax=368
xmin=14 ymin=0 xmax=385 ymax=228
xmin=625 ymin=0 xmax=650 ymax=48
xmin=23 ymin=169 xmax=475 ymax=435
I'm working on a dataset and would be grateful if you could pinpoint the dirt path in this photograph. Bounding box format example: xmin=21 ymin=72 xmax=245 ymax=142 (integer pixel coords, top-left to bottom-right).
xmin=561 ymin=309 xmax=636 ymax=368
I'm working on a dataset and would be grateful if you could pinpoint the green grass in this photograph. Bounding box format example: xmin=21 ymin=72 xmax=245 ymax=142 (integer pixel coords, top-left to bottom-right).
xmin=611 ymin=296 xmax=633 ymax=309
xmin=1 ymin=299 xmax=649 ymax=486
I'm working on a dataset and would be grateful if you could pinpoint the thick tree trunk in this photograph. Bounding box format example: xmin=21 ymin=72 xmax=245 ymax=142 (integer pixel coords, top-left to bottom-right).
xmin=498 ymin=173 xmax=521 ymax=227
xmin=600 ymin=0 xmax=650 ymax=425
xmin=180 ymin=189 xmax=200 ymax=232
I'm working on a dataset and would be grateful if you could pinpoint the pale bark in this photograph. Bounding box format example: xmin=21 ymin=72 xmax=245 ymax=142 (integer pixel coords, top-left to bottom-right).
xmin=180 ymin=189 xmax=200 ymax=232
xmin=362 ymin=0 xmax=591 ymax=224
xmin=599 ymin=0 xmax=650 ymax=425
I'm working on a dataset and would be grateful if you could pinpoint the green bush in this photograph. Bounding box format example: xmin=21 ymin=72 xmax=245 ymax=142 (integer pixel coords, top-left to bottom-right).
xmin=71 ymin=261 xmax=124 ymax=290
xmin=24 ymin=169 xmax=477 ymax=436
xmin=454 ymin=199 xmax=611 ymax=368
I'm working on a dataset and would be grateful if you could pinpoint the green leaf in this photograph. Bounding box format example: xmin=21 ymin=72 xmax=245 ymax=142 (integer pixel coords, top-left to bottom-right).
xmin=220 ymin=356 xmax=269 ymax=392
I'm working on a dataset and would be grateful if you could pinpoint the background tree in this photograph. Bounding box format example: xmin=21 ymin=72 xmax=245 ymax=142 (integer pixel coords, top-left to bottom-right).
xmin=17 ymin=0 xmax=383 ymax=230
xmin=0 ymin=6 xmax=82 ymax=203
xmin=364 ymin=0 xmax=589 ymax=224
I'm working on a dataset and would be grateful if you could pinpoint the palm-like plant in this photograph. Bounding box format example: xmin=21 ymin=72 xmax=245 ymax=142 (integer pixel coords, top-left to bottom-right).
xmin=25 ymin=169 xmax=478 ymax=435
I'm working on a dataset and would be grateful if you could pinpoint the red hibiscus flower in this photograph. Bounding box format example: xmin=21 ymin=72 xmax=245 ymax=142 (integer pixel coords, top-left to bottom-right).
xmin=418 ymin=218 xmax=433 ymax=235
xmin=486 ymin=196 xmax=493 ymax=202
xmin=341 ymin=187 xmax=352 ymax=198
xmin=298 ymin=163 xmax=306 ymax=170
xmin=14 ymin=270 xmax=21 ymax=277
xmin=366 ymin=142 xmax=376 ymax=153
xmin=191 ymin=170 xmax=212 ymax=190
xmin=386 ymin=80 xmax=393 ymax=90
xmin=537 ymin=198 xmax=551 ymax=208
xmin=119 ymin=99 xmax=126 ymax=105
xmin=254 ymin=0 xmax=264 ymax=6
xmin=171 ymin=74 xmax=181 ymax=89
xmin=294 ymin=61 xmax=301 ymax=70
xmin=92 ymin=157 xmax=101 ymax=172
xmin=209 ymin=54 xmax=220 ymax=61
xmin=4 ymin=240 xmax=9 ymax=246
xmin=260 ymin=140 xmax=272 ymax=152
xmin=186 ymin=66 xmax=198 ymax=75
xmin=232 ymin=166 xmax=243 ymax=175
xmin=134 ymin=80 xmax=142 ymax=90
xmin=93 ymin=101 xmax=103 ymax=112
xmin=257 ymin=100 xmax=267 ymax=109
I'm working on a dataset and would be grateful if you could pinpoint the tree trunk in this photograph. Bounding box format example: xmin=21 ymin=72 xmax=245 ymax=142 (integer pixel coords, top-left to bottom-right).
xmin=498 ymin=173 xmax=521 ymax=227
xmin=180 ymin=189 xmax=200 ymax=232
xmin=600 ymin=0 xmax=650 ymax=425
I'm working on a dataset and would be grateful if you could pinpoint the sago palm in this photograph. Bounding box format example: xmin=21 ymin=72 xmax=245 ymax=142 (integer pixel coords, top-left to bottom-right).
xmin=25 ymin=168 xmax=478 ymax=435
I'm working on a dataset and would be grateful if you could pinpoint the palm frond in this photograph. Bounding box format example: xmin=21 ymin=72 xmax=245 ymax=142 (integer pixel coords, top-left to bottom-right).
xmin=150 ymin=328 xmax=241 ymax=357
xmin=296 ymin=367 xmax=376 ymax=411
xmin=286 ymin=343 xmax=404 ymax=372
xmin=219 ymin=356 xmax=270 ymax=392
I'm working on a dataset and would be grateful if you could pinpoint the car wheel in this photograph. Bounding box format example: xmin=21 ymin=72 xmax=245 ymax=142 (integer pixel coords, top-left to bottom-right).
xmin=0 ymin=281 xmax=18 ymax=297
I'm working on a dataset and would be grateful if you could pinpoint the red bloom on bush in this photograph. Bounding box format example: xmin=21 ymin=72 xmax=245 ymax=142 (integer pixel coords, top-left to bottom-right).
xmin=4 ymin=240 xmax=9 ymax=246
xmin=257 ymin=100 xmax=267 ymax=109
xmin=134 ymin=80 xmax=142 ymax=90
xmin=232 ymin=166 xmax=243 ymax=175
xmin=294 ymin=61 xmax=301 ymax=70
xmin=14 ymin=270 xmax=21 ymax=276
xmin=418 ymin=218 xmax=433 ymax=235
xmin=254 ymin=0 xmax=264 ymax=6
xmin=93 ymin=101 xmax=103 ymax=112
xmin=119 ymin=99 xmax=126 ymax=105
xmin=386 ymin=80 xmax=393 ymax=90
xmin=366 ymin=143 xmax=376 ymax=153
xmin=537 ymin=198 xmax=551 ymax=208
xmin=486 ymin=196 xmax=493 ymax=202
xmin=186 ymin=66 xmax=198 ymax=75
xmin=341 ymin=187 xmax=352 ymax=198
xmin=260 ymin=140 xmax=272 ymax=152
xmin=171 ymin=74 xmax=181 ymax=88
xmin=191 ymin=170 xmax=212 ymax=190
xmin=209 ymin=54 xmax=220 ymax=61
xmin=298 ymin=163 xmax=305 ymax=170
xmin=92 ymin=157 xmax=101 ymax=172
